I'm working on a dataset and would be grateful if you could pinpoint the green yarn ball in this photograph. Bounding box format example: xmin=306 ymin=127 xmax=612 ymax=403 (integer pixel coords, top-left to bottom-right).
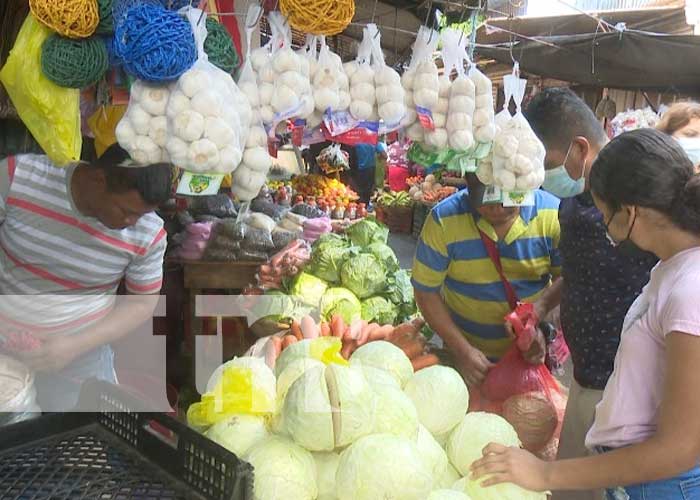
xmin=96 ymin=0 xmax=114 ymax=35
xmin=204 ymin=17 xmax=239 ymax=74
xmin=41 ymin=35 xmax=109 ymax=89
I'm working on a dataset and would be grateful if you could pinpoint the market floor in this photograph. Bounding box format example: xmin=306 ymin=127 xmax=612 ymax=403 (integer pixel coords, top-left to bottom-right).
xmin=388 ymin=232 xmax=417 ymax=269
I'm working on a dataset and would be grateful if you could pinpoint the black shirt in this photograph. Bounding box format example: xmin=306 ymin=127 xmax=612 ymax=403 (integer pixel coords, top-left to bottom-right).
xmin=559 ymin=192 xmax=657 ymax=390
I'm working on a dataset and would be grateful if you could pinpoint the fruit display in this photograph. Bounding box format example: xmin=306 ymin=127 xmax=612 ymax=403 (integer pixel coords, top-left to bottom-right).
xmin=291 ymin=175 xmax=358 ymax=204
xmin=375 ymin=190 xmax=413 ymax=208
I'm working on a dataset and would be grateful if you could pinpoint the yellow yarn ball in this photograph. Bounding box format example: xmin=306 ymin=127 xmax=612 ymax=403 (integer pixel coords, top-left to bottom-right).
xmin=280 ymin=0 xmax=355 ymax=36
xmin=29 ymin=0 xmax=100 ymax=39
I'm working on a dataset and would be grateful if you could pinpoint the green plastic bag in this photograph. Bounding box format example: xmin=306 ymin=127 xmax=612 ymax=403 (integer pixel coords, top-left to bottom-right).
xmin=0 ymin=15 xmax=81 ymax=166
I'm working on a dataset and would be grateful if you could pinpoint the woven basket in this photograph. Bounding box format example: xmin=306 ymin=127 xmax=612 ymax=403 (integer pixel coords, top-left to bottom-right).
xmin=412 ymin=202 xmax=431 ymax=239
xmin=380 ymin=205 xmax=413 ymax=234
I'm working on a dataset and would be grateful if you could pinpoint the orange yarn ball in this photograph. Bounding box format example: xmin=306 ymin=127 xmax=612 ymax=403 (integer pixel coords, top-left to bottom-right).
xmin=279 ymin=0 xmax=355 ymax=36
xmin=29 ymin=0 xmax=100 ymax=39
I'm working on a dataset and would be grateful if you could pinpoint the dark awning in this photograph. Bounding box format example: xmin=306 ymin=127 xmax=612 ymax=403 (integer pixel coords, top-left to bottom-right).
xmin=476 ymin=30 xmax=700 ymax=90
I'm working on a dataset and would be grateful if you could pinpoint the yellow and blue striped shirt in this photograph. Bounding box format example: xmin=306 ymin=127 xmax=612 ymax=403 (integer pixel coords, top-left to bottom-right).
xmin=412 ymin=190 xmax=561 ymax=360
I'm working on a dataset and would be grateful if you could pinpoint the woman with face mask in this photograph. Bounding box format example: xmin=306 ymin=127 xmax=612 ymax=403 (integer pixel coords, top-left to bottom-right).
xmin=470 ymin=128 xmax=700 ymax=499
xmin=657 ymin=101 xmax=700 ymax=172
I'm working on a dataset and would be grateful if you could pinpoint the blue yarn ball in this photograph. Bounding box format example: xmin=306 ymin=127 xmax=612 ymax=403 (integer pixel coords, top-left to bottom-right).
xmin=113 ymin=3 xmax=196 ymax=82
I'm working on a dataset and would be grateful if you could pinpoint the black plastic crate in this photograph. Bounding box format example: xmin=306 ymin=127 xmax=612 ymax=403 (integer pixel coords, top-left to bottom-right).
xmin=412 ymin=202 xmax=431 ymax=239
xmin=0 ymin=380 xmax=254 ymax=500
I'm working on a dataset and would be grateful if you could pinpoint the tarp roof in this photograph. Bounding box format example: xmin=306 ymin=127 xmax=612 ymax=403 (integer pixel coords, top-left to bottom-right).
xmin=473 ymin=6 xmax=700 ymax=89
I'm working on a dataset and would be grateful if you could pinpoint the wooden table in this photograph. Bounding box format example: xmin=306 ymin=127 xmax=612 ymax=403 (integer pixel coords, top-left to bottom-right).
xmin=172 ymin=259 xmax=261 ymax=356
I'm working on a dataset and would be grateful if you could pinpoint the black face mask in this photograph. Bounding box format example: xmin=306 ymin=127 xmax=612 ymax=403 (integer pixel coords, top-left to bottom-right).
xmin=604 ymin=210 xmax=657 ymax=261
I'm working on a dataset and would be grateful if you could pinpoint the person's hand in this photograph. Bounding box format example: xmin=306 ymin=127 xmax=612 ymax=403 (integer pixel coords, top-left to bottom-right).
xmin=455 ymin=344 xmax=495 ymax=387
xmin=17 ymin=334 xmax=87 ymax=372
xmin=504 ymin=305 xmax=547 ymax=366
xmin=470 ymin=443 xmax=551 ymax=493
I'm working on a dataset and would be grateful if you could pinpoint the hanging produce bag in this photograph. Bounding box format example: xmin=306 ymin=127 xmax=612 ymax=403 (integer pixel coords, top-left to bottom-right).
xmin=369 ymin=24 xmax=405 ymax=132
xmin=491 ymin=64 xmax=546 ymax=200
xmin=88 ymin=104 xmax=127 ymax=158
xmin=165 ymin=8 xmax=250 ymax=174
xmin=0 ymin=15 xmax=81 ymax=166
xmin=444 ymin=28 xmax=476 ymax=156
xmin=347 ymin=25 xmax=376 ymax=122
xmin=231 ymin=3 xmax=272 ymax=202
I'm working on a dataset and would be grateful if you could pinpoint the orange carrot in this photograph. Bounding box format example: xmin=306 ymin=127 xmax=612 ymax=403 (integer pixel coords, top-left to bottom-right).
xmin=411 ymin=353 xmax=439 ymax=371
xmin=282 ymin=335 xmax=297 ymax=349
xmin=290 ymin=321 xmax=303 ymax=341
xmin=359 ymin=324 xmax=378 ymax=345
xmin=300 ymin=315 xmax=319 ymax=339
xmin=320 ymin=322 xmax=331 ymax=337
xmin=331 ymin=314 xmax=345 ymax=338
xmin=265 ymin=337 xmax=282 ymax=368
xmin=348 ymin=320 xmax=365 ymax=340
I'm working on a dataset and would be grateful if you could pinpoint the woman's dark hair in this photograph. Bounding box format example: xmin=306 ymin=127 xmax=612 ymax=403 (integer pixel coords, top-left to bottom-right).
xmin=590 ymin=128 xmax=700 ymax=233
xmin=93 ymin=143 xmax=174 ymax=205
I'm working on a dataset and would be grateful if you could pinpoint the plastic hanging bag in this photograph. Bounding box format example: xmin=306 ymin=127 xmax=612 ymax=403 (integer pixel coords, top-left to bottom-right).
xmin=400 ymin=26 xmax=439 ymax=140
xmin=0 ymin=15 xmax=81 ymax=166
xmin=473 ymin=303 xmax=566 ymax=458
xmin=164 ymin=8 xmax=250 ymax=174
xmin=491 ymin=64 xmax=546 ymax=195
xmin=369 ymin=25 xmax=406 ymax=132
xmin=445 ymin=28 xmax=476 ymax=154
xmin=348 ymin=26 xmax=377 ymax=122
xmin=88 ymin=104 xmax=127 ymax=157
xmin=469 ymin=63 xmax=496 ymax=144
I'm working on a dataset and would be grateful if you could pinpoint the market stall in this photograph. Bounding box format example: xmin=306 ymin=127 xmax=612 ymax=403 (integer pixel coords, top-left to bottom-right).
xmin=0 ymin=0 xmax=567 ymax=497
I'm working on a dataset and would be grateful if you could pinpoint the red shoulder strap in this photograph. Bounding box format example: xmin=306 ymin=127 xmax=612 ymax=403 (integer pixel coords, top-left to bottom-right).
xmin=478 ymin=229 xmax=519 ymax=311
xmin=7 ymin=155 xmax=16 ymax=183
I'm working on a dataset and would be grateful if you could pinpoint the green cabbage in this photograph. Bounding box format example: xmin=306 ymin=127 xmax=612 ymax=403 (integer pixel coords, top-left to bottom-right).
xmin=350 ymin=341 xmax=414 ymax=388
xmin=312 ymin=232 xmax=348 ymax=251
xmin=404 ymin=365 xmax=470 ymax=438
xmin=308 ymin=244 xmax=357 ymax=284
xmin=346 ymin=218 xmax=389 ymax=247
xmin=340 ymin=253 xmax=386 ymax=299
xmin=290 ymin=272 xmax=329 ymax=306
xmin=257 ymin=291 xmax=313 ymax=323
xmin=361 ymin=296 xmax=398 ymax=325
xmin=336 ymin=434 xmax=433 ymax=500
xmin=447 ymin=412 xmax=521 ymax=477
xmin=367 ymin=243 xmax=399 ymax=272
xmin=205 ymin=414 xmax=269 ymax=457
xmin=319 ymin=287 xmax=362 ymax=324
xmin=453 ymin=477 xmax=548 ymax=500
xmin=385 ymin=269 xmax=414 ymax=305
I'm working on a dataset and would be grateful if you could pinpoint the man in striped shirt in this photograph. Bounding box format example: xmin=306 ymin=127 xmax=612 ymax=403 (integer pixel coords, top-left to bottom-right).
xmin=0 ymin=144 xmax=174 ymax=411
xmin=412 ymin=174 xmax=561 ymax=387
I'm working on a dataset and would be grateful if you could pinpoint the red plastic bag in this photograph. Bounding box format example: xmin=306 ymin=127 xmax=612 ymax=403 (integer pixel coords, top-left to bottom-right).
xmin=473 ymin=303 xmax=566 ymax=457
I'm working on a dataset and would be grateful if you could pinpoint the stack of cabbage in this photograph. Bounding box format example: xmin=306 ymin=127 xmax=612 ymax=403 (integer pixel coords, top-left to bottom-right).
xmin=189 ymin=344 xmax=547 ymax=500
xmin=286 ymin=219 xmax=416 ymax=327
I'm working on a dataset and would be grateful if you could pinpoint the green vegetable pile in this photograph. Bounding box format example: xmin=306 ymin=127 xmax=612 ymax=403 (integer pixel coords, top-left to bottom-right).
xmin=266 ymin=219 xmax=417 ymax=325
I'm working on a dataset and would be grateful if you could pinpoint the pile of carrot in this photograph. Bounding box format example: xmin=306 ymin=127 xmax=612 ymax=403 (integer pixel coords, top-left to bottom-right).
xmin=257 ymin=240 xmax=311 ymax=289
xmin=264 ymin=315 xmax=439 ymax=372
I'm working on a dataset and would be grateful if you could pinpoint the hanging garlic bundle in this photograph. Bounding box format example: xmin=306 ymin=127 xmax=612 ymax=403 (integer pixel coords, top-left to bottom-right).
xmin=491 ymin=65 xmax=546 ymax=192
xmin=163 ymin=9 xmax=250 ymax=174
xmin=368 ymin=24 xmax=405 ymax=128
xmin=348 ymin=26 xmax=377 ymax=121
xmin=423 ymin=74 xmax=449 ymax=150
xmin=470 ymin=65 xmax=496 ymax=144
xmin=444 ymin=28 xmax=475 ymax=152
xmin=257 ymin=13 xmax=314 ymax=128
xmin=116 ymin=80 xmax=171 ymax=164
xmin=477 ymin=75 xmax=515 ymax=186
xmin=402 ymin=26 xmax=440 ymax=142
xmin=232 ymin=3 xmax=273 ymax=201
xmin=308 ymin=36 xmax=350 ymax=128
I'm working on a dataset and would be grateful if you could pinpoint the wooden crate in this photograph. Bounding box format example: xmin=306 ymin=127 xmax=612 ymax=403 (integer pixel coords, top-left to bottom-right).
xmin=381 ymin=205 xmax=413 ymax=234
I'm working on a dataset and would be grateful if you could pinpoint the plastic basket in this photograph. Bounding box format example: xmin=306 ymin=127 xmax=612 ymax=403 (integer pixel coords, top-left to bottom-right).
xmin=0 ymin=379 xmax=254 ymax=500
xmin=412 ymin=202 xmax=431 ymax=239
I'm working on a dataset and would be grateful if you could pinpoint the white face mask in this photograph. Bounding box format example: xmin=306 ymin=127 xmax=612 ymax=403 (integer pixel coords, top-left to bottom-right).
xmin=676 ymin=137 xmax=700 ymax=166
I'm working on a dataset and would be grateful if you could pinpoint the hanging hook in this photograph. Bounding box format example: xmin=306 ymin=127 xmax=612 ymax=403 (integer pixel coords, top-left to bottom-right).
xmin=371 ymin=0 xmax=379 ymax=24
xmin=425 ymin=0 xmax=435 ymax=43
xmin=457 ymin=0 xmax=468 ymax=45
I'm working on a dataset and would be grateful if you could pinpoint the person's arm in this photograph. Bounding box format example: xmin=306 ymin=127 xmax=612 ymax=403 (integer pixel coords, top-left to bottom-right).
xmin=20 ymin=228 xmax=167 ymax=372
xmin=471 ymin=331 xmax=700 ymax=492
xmin=412 ymin=212 xmax=493 ymax=386
xmin=376 ymin=142 xmax=388 ymax=161
xmin=0 ymin=156 xmax=13 ymax=225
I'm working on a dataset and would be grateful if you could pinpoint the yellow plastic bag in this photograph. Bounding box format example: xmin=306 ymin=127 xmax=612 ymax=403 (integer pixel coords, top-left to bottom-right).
xmin=0 ymin=15 xmax=81 ymax=166
xmin=87 ymin=105 xmax=126 ymax=158
xmin=309 ymin=337 xmax=349 ymax=366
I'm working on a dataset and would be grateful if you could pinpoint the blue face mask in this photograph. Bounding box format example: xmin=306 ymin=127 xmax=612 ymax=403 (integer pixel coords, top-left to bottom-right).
xmin=541 ymin=143 xmax=587 ymax=198
xmin=676 ymin=137 xmax=700 ymax=166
